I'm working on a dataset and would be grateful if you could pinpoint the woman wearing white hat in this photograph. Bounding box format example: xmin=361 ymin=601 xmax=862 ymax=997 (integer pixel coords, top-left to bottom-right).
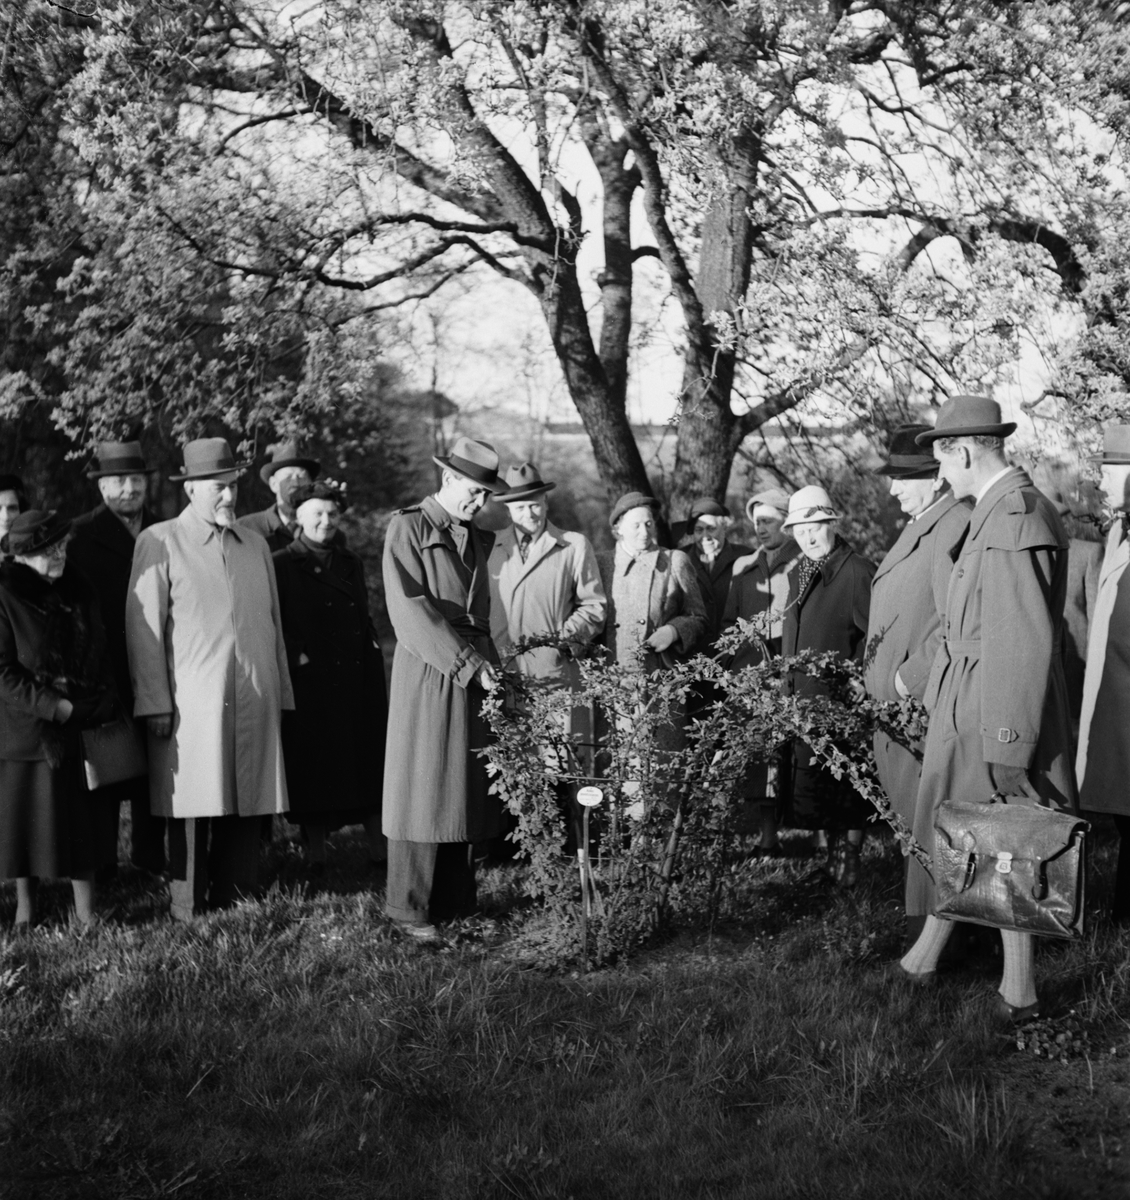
xmin=780 ymin=486 xmax=876 ymax=885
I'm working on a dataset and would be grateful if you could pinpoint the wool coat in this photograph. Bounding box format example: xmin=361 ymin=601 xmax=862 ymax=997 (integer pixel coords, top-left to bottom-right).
xmin=864 ymin=494 xmax=971 ymax=827
xmin=686 ymin=541 xmax=753 ymax=647
xmin=67 ymin=504 xmax=158 ymax=713
xmin=909 ymin=468 xmax=1075 ymax=915
xmin=126 ymin=507 xmax=294 ymax=819
xmin=382 ymin=495 xmax=502 ymax=844
xmin=722 ymin=538 xmax=802 ymax=665
xmin=596 ymin=547 xmax=708 ymax=671
xmin=488 ymin=522 xmax=606 ymax=686
xmin=239 ymin=505 xmax=295 ymax=553
xmin=1076 ymin=524 xmax=1130 ymax=814
xmin=273 ymin=538 xmax=387 ymax=823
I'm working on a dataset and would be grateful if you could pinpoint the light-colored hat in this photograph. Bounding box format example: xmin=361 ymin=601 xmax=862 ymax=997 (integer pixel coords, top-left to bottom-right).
xmin=745 ymin=488 xmax=791 ymax=522
xmin=781 ymin=485 xmax=842 ymax=529
xmin=433 ymin=437 xmax=508 ymax=493
xmin=169 ymin=438 xmax=249 ymax=483
xmin=914 ymin=395 xmax=1016 ymax=445
xmin=501 ymin=462 xmax=556 ymax=502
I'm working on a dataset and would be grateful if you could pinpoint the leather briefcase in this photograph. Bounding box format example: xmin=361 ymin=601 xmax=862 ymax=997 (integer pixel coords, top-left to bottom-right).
xmin=933 ymin=795 xmax=1087 ymax=940
xmin=80 ymin=719 xmax=148 ymax=791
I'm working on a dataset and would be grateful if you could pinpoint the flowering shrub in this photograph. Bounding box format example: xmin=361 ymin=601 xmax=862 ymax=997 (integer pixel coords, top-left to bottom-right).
xmin=482 ymin=622 xmax=929 ymax=967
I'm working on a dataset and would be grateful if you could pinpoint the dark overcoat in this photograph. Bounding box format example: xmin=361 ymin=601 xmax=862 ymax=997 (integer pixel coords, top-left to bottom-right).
xmin=910 ymin=468 xmax=1075 ymax=915
xmin=864 ymin=494 xmax=971 ymax=826
xmin=382 ymin=496 xmax=502 ymax=843
xmin=67 ymin=505 xmax=158 ymax=713
xmin=1062 ymin=538 xmax=1102 ymax=722
xmin=273 ymin=538 xmax=387 ymax=823
xmin=686 ymin=541 xmax=752 ymax=647
xmin=239 ymin=505 xmax=295 ymax=553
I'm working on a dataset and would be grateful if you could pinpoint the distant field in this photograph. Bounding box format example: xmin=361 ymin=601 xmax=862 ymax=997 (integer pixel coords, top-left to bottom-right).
xmin=1 ymin=825 xmax=1127 ymax=1200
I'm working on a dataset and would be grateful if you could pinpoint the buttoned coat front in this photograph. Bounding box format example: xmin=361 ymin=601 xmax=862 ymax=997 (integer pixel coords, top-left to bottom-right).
xmin=125 ymin=506 xmax=294 ymax=819
xmin=909 ymin=468 xmax=1075 ymax=914
xmin=488 ymin=522 xmax=606 ymax=687
xmin=864 ymin=494 xmax=970 ymax=826
xmin=382 ymin=496 xmax=502 ymax=843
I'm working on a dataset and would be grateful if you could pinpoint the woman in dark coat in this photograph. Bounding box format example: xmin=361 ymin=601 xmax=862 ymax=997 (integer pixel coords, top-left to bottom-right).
xmin=0 ymin=510 xmax=116 ymax=927
xmin=0 ymin=474 xmax=30 ymax=559
xmin=780 ymin=486 xmax=876 ymax=885
xmin=273 ymin=481 xmax=388 ymax=869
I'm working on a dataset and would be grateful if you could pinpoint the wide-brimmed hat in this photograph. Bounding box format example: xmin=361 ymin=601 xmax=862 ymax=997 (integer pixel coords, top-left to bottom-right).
xmin=687 ymin=497 xmax=730 ymax=522
xmin=609 ymin=490 xmax=660 ymax=529
xmin=259 ymin=441 xmax=321 ymax=485
xmin=86 ymin=440 xmax=156 ymax=479
xmin=291 ymin=480 xmax=349 ymax=513
xmin=169 ymin=438 xmax=250 ymax=483
xmin=781 ymin=485 xmax=843 ymax=529
xmin=745 ymin=488 xmax=791 ymax=522
xmin=914 ymin=396 xmax=1017 ymax=446
xmin=876 ymin=425 xmax=939 ymax=479
xmin=2 ymin=509 xmax=71 ymax=557
xmin=1091 ymin=426 xmax=1130 ymax=465
xmin=501 ymin=462 xmax=556 ymax=502
xmin=433 ymin=437 xmax=508 ymax=493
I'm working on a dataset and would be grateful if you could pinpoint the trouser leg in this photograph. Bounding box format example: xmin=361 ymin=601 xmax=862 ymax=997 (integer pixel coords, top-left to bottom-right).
xmin=386 ymin=840 xmax=477 ymax=925
xmin=206 ymin=816 xmax=262 ymax=909
xmin=129 ymin=791 xmax=166 ymax=875
xmin=1113 ymin=815 xmax=1130 ymax=922
xmin=999 ymin=930 xmax=1038 ymax=1009
xmin=167 ymin=817 xmax=210 ymax=922
xmin=91 ymin=791 xmax=121 ymax=881
xmin=429 ymin=843 xmax=477 ymax=923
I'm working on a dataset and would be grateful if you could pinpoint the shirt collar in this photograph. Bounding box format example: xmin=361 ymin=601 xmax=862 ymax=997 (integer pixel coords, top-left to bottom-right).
xmin=181 ymin=503 xmax=243 ymax=544
xmin=975 ymin=465 xmax=1012 ymax=506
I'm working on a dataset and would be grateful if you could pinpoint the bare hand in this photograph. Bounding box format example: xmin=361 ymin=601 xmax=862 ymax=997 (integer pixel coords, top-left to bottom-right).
xmin=990 ymin=762 xmax=1039 ymax=800
xmin=477 ymin=663 xmax=500 ymax=691
xmin=147 ymin=714 xmax=173 ymax=738
xmin=54 ymin=698 xmax=74 ymax=724
xmin=645 ymin=624 xmax=678 ymax=653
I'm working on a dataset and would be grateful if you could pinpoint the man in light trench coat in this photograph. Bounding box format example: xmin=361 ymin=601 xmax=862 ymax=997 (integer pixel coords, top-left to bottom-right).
xmin=1076 ymin=424 xmax=1130 ymax=924
xmin=896 ymin=397 xmax=1075 ymax=1022
xmin=382 ymin=437 xmax=508 ymax=940
xmin=126 ymin=438 xmax=293 ymax=921
xmin=488 ymin=462 xmax=606 ymax=846
xmin=863 ymin=426 xmax=971 ymax=941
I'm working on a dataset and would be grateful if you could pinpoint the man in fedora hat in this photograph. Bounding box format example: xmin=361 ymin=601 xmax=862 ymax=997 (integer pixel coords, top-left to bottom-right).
xmin=863 ymin=425 xmax=971 ymax=942
xmin=898 ymin=397 xmax=1075 ymax=1021
xmin=382 ymin=437 xmax=509 ymax=939
xmin=1077 ymin=425 xmax=1130 ymax=924
xmin=68 ymin=441 xmax=164 ymax=880
xmin=240 ymin=441 xmax=321 ymax=552
xmin=126 ymin=438 xmax=294 ymax=920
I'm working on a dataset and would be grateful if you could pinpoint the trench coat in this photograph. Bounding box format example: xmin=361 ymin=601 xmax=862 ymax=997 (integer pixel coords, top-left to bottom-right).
xmin=1076 ymin=524 xmax=1130 ymax=814
xmin=273 ymin=538 xmax=387 ymax=823
xmin=382 ymin=495 xmax=502 ymax=844
xmin=909 ymin=468 xmax=1075 ymax=915
xmin=781 ymin=538 xmax=876 ymax=828
xmin=126 ymin=506 xmax=294 ymax=819
xmin=722 ymin=538 xmax=802 ymax=665
xmin=864 ymin=494 xmax=971 ymax=827
xmin=488 ymin=522 xmax=606 ymax=687
xmin=686 ymin=541 xmax=753 ymax=647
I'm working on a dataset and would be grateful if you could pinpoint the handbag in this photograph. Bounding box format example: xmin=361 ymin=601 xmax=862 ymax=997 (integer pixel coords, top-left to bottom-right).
xmin=933 ymin=794 xmax=1088 ymax=940
xmin=80 ymin=718 xmax=148 ymax=791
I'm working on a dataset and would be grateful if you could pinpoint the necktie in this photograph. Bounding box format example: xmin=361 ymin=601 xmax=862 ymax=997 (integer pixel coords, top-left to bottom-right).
xmin=518 ymin=534 xmax=532 ymax=562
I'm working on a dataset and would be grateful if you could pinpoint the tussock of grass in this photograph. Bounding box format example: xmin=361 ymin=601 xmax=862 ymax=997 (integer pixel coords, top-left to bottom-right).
xmin=2 ymin=826 xmax=1129 ymax=1199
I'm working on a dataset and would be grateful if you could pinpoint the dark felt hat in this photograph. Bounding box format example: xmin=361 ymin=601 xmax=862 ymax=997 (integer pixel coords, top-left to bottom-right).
xmin=1090 ymin=426 xmax=1130 ymax=464
xmin=290 ymin=479 xmax=349 ymax=513
xmin=259 ymin=441 xmax=321 ymax=485
xmin=169 ymin=438 xmax=250 ymax=482
xmin=914 ymin=396 xmax=1017 ymax=446
xmin=0 ymin=474 xmax=27 ymax=501
xmin=86 ymin=440 xmax=156 ymax=479
xmin=501 ymin=462 xmax=556 ymax=502
xmin=687 ymin=497 xmax=730 ymax=521
xmin=432 ymin=437 xmax=508 ymax=493
xmin=609 ymin=490 xmax=660 ymax=529
xmin=876 ymin=425 xmax=940 ymax=478
xmin=2 ymin=509 xmax=71 ymax=557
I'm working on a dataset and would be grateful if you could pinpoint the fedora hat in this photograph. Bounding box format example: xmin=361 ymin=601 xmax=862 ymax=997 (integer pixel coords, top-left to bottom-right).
xmin=259 ymin=441 xmax=321 ymax=485
xmin=745 ymin=488 xmax=791 ymax=522
xmin=781 ymin=485 xmax=843 ymax=529
xmin=876 ymin=425 xmax=939 ymax=479
xmin=2 ymin=509 xmax=71 ymax=557
xmin=1091 ymin=425 xmax=1130 ymax=465
xmin=914 ymin=396 xmax=1017 ymax=446
xmin=609 ymin=490 xmax=659 ymax=529
xmin=501 ymin=462 xmax=556 ymax=502
xmin=86 ymin=440 xmax=156 ymax=479
xmin=169 ymin=438 xmax=250 ymax=483
xmin=433 ymin=437 xmax=508 ymax=493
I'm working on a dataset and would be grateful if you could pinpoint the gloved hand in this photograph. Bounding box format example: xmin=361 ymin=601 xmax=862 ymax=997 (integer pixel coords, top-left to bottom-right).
xmin=989 ymin=762 xmax=1039 ymax=801
xmin=63 ymin=695 xmax=103 ymax=727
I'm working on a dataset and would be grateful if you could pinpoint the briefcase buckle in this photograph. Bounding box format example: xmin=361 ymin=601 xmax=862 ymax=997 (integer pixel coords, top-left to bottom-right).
xmin=995 ymin=852 xmax=1013 ymax=875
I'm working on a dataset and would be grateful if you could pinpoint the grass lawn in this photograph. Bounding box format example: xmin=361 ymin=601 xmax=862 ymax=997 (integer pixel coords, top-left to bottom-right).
xmin=2 ymin=824 xmax=1128 ymax=1200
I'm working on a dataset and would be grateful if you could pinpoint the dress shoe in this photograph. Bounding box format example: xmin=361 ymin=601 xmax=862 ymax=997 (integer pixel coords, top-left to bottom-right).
xmin=395 ymin=920 xmax=440 ymax=943
xmin=994 ymin=994 xmax=1041 ymax=1024
xmin=887 ymin=962 xmax=937 ymax=988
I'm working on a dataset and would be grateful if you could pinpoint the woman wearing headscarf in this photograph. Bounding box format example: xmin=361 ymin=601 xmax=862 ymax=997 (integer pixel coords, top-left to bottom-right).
xmin=780 ymin=486 xmax=876 ymax=885
xmin=0 ymin=511 xmax=116 ymax=927
xmin=273 ymin=480 xmax=388 ymax=871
